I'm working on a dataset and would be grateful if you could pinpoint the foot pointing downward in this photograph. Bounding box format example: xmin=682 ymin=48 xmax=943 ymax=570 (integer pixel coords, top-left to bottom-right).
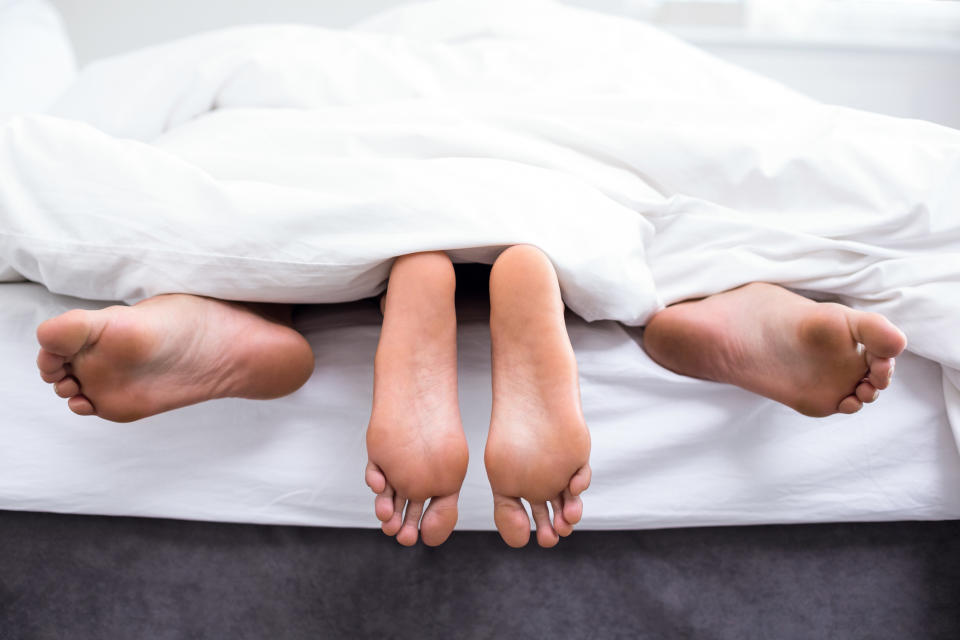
xmin=365 ymin=252 xmax=469 ymax=547
xmin=485 ymin=245 xmax=591 ymax=548
xmin=643 ymin=283 xmax=907 ymax=417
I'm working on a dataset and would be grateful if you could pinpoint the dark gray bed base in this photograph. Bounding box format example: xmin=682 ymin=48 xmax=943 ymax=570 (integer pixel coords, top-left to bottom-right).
xmin=1 ymin=511 xmax=958 ymax=639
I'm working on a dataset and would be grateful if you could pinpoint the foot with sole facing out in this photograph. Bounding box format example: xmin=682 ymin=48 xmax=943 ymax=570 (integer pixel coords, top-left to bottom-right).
xmin=485 ymin=245 xmax=592 ymax=548
xmin=642 ymin=283 xmax=907 ymax=417
xmin=35 ymin=295 xmax=315 ymax=422
xmin=365 ymin=252 xmax=470 ymax=547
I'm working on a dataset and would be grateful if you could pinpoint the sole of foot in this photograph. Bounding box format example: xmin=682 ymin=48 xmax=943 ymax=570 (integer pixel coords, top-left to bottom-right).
xmin=643 ymin=283 xmax=907 ymax=417
xmin=365 ymin=252 xmax=469 ymax=547
xmin=484 ymin=245 xmax=591 ymax=548
xmin=35 ymin=295 xmax=314 ymax=422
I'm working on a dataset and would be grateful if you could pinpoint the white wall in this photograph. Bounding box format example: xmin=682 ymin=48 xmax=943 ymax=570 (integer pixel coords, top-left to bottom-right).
xmin=52 ymin=0 xmax=403 ymax=61
xmin=681 ymin=31 xmax=960 ymax=129
xmin=51 ymin=0 xmax=960 ymax=129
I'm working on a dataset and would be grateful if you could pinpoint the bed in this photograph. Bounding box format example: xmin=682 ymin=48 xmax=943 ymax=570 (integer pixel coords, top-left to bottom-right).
xmin=1 ymin=0 xmax=959 ymax=533
xmin=3 ymin=280 xmax=959 ymax=530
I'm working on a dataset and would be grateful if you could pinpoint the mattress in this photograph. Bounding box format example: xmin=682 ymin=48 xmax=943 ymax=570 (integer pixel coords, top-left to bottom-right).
xmin=2 ymin=281 xmax=959 ymax=530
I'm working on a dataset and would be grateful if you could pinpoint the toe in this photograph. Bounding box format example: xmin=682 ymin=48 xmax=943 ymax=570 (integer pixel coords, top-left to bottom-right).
xmin=365 ymin=461 xmax=386 ymax=494
xmin=561 ymin=487 xmax=584 ymax=525
xmin=493 ymin=494 xmax=531 ymax=548
xmin=420 ymin=493 xmax=459 ymax=547
xmin=375 ymin=492 xmax=395 ymax=522
xmin=837 ymin=395 xmax=862 ymax=414
xmin=40 ymin=367 xmax=67 ymax=383
xmin=397 ymin=500 xmax=424 ymax=546
xmin=36 ymin=309 xmax=95 ymax=357
xmin=54 ymin=376 xmax=80 ymax=399
xmin=550 ymin=497 xmax=574 ymax=537
xmin=37 ymin=349 xmax=65 ymax=374
xmin=569 ymin=464 xmax=592 ymax=497
xmin=532 ymin=502 xmax=558 ymax=548
xmin=856 ymin=381 xmax=878 ymax=403
xmin=374 ymin=481 xmax=395 ymax=522
xmin=67 ymin=395 xmax=95 ymax=416
xmin=381 ymin=494 xmax=404 ymax=536
xmin=867 ymin=356 xmax=894 ymax=390
xmin=849 ymin=311 xmax=907 ymax=359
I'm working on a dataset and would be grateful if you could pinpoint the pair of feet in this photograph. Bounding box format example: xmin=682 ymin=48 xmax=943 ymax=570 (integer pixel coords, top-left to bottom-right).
xmin=364 ymin=247 xmax=591 ymax=548
xmin=34 ymin=249 xmax=907 ymax=546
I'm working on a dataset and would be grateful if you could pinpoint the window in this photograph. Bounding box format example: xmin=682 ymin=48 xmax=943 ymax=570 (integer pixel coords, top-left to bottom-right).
xmin=609 ymin=0 xmax=960 ymax=45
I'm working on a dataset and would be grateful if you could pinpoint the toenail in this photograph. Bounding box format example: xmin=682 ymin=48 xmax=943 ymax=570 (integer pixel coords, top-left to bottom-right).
xmin=872 ymin=389 xmax=879 ymax=401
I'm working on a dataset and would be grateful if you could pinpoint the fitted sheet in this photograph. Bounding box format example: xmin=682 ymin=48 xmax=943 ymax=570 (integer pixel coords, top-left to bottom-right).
xmin=2 ymin=281 xmax=959 ymax=530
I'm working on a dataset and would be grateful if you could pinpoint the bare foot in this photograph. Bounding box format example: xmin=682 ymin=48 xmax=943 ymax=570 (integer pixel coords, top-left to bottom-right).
xmin=365 ymin=252 xmax=469 ymax=547
xmin=643 ymin=283 xmax=908 ymax=417
xmin=35 ymin=295 xmax=314 ymax=422
xmin=485 ymin=245 xmax=592 ymax=548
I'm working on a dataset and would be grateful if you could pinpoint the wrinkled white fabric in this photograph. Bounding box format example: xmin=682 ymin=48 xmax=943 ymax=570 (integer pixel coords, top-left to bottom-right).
xmin=0 ymin=0 xmax=75 ymax=281
xmin=1 ymin=0 xmax=959 ymax=439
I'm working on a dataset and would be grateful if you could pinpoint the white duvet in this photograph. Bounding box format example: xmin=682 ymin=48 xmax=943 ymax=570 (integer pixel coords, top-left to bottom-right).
xmin=1 ymin=0 xmax=959 ymax=445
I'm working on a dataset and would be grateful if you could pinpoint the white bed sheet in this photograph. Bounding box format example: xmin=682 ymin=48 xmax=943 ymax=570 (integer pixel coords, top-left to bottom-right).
xmin=2 ymin=281 xmax=959 ymax=530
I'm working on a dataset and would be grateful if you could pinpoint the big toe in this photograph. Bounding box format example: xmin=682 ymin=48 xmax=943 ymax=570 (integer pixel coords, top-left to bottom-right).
xmin=36 ymin=309 xmax=94 ymax=356
xmin=420 ymin=493 xmax=459 ymax=547
xmin=851 ymin=311 xmax=907 ymax=359
xmin=493 ymin=494 xmax=531 ymax=548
